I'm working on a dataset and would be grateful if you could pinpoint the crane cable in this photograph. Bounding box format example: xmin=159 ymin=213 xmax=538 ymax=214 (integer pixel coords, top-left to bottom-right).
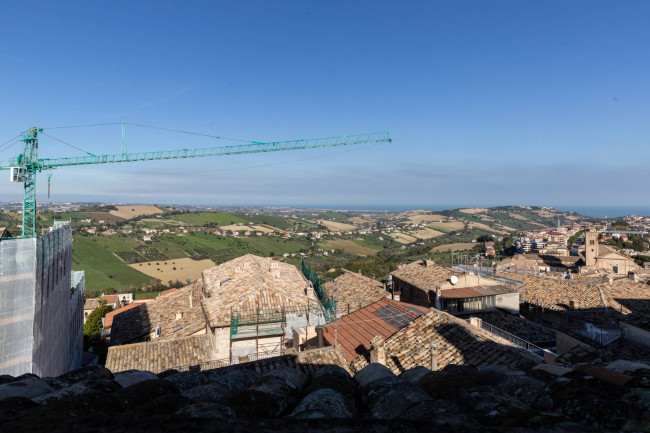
xmin=41 ymin=122 xmax=259 ymax=144
xmin=0 ymin=135 xmax=20 ymax=153
xmin=40 ymin=132 xmax=96 ymax=157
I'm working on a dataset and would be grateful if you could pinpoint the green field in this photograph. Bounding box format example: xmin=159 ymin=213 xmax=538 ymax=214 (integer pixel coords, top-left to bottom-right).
xmin=287 ymin=217 xmax=318 ymax=229
xmin=317 ymin=212 xmax=351 ymax=222
xmin=72 ymin=235 xmax=155 ymax=294
xmin=234 ymin=214 xmax=294 ymax=230
xmin=168 ymin=212 xmax=248 ymax=226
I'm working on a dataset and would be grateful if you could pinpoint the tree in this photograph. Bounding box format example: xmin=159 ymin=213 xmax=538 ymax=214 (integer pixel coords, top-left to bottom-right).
xmin=83 ymin=304 xmax=113 ymax=342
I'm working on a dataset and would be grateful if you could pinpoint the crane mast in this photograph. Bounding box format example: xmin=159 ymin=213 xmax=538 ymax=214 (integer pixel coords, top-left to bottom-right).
xmin=1 ymin=127 xmax=391 ymax=238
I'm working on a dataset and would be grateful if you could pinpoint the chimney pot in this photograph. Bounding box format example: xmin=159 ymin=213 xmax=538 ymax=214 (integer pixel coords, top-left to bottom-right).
xmin=316 ymin=325 xmax=325 ymax=348
xmin=430 ymin=343 xmax=438 ymax=371
xmin=370 ymin=335 xmax=386 ymax=365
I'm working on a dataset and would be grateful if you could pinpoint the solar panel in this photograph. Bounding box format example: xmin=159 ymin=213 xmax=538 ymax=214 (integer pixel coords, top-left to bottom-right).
xmin=373 ymin=306 xmax=413 ymax=330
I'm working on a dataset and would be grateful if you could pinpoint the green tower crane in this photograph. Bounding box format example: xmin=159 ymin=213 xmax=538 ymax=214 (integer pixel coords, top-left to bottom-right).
xmin=0 ymin=127 xmax=391 ymax=238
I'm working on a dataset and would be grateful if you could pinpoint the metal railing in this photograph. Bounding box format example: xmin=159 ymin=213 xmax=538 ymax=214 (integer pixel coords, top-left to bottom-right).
xmin=453 ymin=264 xmax=524 ymax=285
xmin=467 ymin=319 xmax=553 ymax=358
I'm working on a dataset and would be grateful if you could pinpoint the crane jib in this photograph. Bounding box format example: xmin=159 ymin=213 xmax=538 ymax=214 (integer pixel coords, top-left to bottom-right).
xmin=0 ymin=128 xmax=391 ymax=238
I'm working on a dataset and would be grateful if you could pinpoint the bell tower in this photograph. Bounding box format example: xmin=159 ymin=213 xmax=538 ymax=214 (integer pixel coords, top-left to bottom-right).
xmin=584 ymin=228 xmax=599 ymax=267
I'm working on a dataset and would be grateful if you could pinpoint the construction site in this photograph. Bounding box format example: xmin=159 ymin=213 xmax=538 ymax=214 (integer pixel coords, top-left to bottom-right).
xmin=0 ymin=125 xmax=390 ymax=376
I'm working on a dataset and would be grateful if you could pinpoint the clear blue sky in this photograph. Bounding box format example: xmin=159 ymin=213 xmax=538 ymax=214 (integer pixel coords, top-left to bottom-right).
xmin=1 ymin=1 xmax=649 ymax=210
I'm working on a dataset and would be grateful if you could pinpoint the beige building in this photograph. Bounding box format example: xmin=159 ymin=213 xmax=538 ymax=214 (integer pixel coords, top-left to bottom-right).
xmin=581 ymin=228 xmax=639 ymax=275
xmin=390 ymin=259 xmax=517 ymax=314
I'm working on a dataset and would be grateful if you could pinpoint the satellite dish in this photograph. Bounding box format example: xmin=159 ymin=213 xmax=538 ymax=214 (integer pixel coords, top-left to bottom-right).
xmin=450 ymin=275 xmax=459 ymax=285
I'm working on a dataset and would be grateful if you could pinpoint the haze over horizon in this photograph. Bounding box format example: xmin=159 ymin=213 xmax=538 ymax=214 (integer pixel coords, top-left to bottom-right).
xmin=1 ymin=1 xmax=649 ymax=209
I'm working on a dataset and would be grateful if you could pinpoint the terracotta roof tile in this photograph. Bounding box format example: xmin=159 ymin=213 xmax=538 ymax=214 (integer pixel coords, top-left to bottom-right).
xmin=110 ymin=280 xmax=206 ymax=345
xmin=350 ymin=308 xmax=540 ymax=374
xmin=201 ymin=254 xmax=317 ymax=327
xmin=106 ymin=334 xmax=215 ymax=373
xmin=324 ymin=270 xmax=389 ymax=315
xmin=322 ymin=298 xmax=428 ymax=362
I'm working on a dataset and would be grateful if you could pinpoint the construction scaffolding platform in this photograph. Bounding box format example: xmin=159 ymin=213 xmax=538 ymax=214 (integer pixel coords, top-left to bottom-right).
xmin=230 ymin=308 xmax=286 ymax=340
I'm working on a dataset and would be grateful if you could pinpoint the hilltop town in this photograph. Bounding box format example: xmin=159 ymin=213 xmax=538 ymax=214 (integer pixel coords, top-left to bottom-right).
xmin=2 ymin=203 xmax=650 ymax=431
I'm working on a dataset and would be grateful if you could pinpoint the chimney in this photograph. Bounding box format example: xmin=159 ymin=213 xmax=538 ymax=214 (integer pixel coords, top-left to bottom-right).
xmin=189 ymin=292 xmax=193 ymax=309
xmin=469 ymin=317 xmax=482 ymax=328
xmin=370 ymin=335 xmax=386 ymax=365
xmin=430 ymin=343 xmax=438 ymax=371
xmin=569 ymin=299 xmax=577 ymax=310
xmin=315 ymin=325 xmax=325 ymax=348
xmin=176 ymin=311 xmax=183 ymax=320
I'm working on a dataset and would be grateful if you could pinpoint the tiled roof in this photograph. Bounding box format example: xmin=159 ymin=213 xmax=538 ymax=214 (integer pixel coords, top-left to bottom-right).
xmin=158 ymin=288 xmax=179 ymax=297
xmin=390 ymin=260 xmax=456 ymax=289
xmin=106 ymin=338 xmax=348 ymax=375
xmin=323 ymin=298 xmax=428 ymax=362
xmin=351 ymin=308 xmax=540 ymax=374
xmin=201 ymin=254 xmax=317 ymax=327
xmin=518 ymin=275 xmax=605 ymax=311
xmin=110 ymin=280 xmax=206 ymax=345
xmin=101 ymin=295 xmax=118 ymax=305
xmin=106 ymin=334 xmax=215 ymax=373
xmin=103 ymin=301 xmax=147 ymax=330
xmin=211 ymin=347 xmax=351 ymax=377
xmin=324 ymin=269 xmax=389 ymax=315
xmin=438 ymin=284 xmax=515 ymax=299
xmin=598 ymin=279 xmax=650 ymax=316
xmin=470 ymin=310 xmax=556 ymax=345
xmin=84 ymin=298 xmax=100 ymax=311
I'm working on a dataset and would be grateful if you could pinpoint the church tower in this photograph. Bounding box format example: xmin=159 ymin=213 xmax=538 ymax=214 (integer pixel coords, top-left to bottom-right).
xmin=584 ymin=228 xmax=599 ymax=267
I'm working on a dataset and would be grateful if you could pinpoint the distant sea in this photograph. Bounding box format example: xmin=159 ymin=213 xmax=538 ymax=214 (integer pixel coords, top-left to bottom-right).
xmin=296 ymin=204 xmax=650 ymax=218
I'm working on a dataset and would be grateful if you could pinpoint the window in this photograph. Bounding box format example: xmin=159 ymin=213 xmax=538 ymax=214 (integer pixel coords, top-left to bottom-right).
xmin=590 ymin=240 xmax=595 ymax=245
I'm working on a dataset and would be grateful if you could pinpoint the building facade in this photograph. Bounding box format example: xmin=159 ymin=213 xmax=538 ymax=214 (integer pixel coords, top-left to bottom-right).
xmin=0 ymin=222 xmax=85 ymax=377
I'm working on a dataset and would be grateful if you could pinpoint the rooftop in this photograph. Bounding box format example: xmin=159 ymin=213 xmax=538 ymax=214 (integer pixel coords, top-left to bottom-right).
xmin=83 ymin=298 xmax=100 ymax=311
xmin=106 ymin=334 xmax=215 ymax=374
xmin=438 ymin=284 xmax=515 ymax=299
xmin=351 ymin=307 xmax=541 ymax=374
xmin=324 ymin=269 xmax=389 ymax=315
xmin=110 ymin=280 xmax=205 ymax=345
xmin=518 ymin=275 xmax=604 ymax=311
xmin=201 ymin=254 xmax=317 ymax=327
xmin=390 ymin=260 xmax=456 ymax=289
xmin=323 ymin=298 xmax=428 ymax=362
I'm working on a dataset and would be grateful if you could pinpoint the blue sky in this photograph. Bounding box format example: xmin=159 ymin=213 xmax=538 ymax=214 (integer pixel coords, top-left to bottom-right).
xmin=1 ymin=1 xmax=649 ymax=210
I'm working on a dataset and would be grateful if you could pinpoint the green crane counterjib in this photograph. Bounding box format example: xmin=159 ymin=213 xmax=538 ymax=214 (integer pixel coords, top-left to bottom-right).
xmin=0 ymin=128 xmax=391 ymax=238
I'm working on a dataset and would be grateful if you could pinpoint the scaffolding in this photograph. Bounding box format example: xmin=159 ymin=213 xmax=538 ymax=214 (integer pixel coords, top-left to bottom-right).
xmin=228 ymin=302 xmax=325 ymax=362
xmin=301 ymin=260 xmax=336 ymax=321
